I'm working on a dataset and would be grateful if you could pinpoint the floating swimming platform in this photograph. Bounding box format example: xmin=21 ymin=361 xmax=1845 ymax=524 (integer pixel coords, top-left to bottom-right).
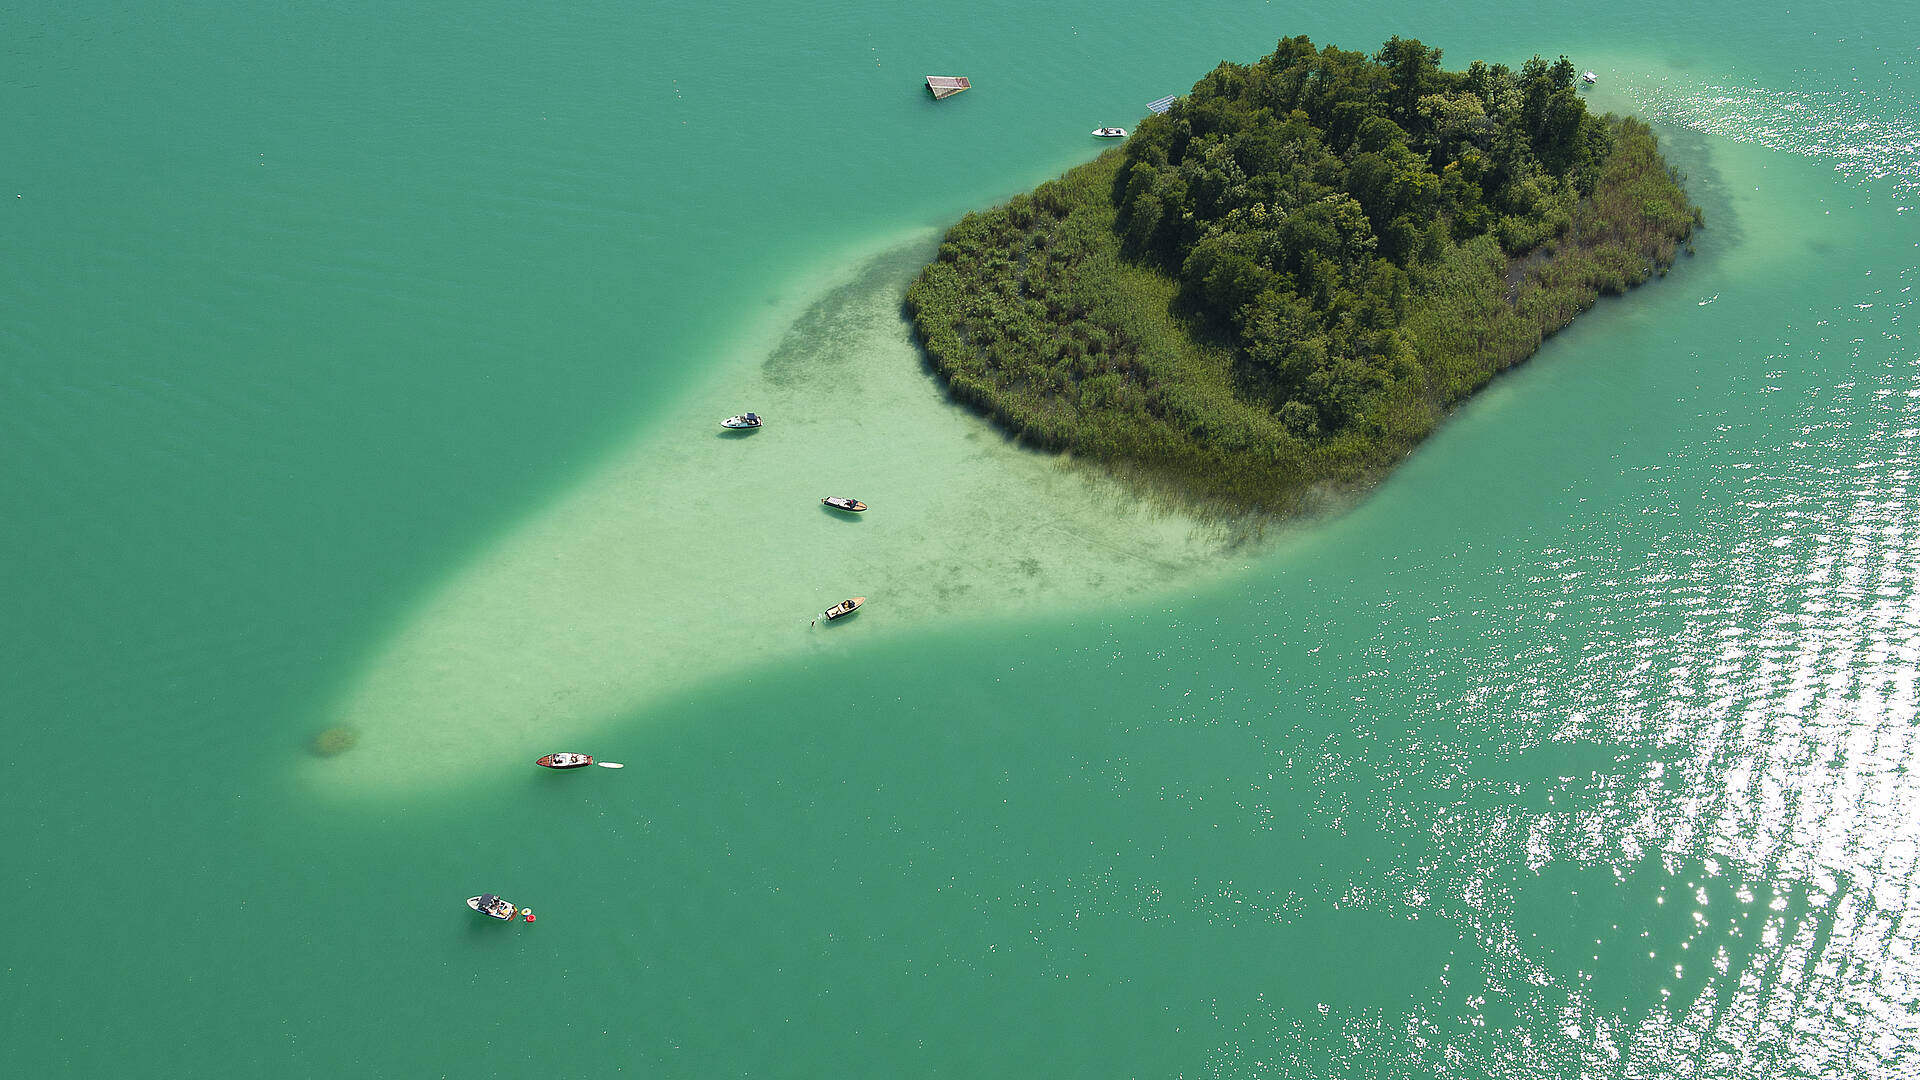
xmin=926 ymin=76 xmax=971 ymax=100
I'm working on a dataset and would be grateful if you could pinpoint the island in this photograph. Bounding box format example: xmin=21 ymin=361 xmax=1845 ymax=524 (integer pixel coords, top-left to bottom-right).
xmin=907 ymin=36 xmax=1701 ymax=514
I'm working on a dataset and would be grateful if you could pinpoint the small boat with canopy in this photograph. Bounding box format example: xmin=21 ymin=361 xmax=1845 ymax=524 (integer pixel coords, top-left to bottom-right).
xmin=467 ymin=894 xmax=519 ymax=921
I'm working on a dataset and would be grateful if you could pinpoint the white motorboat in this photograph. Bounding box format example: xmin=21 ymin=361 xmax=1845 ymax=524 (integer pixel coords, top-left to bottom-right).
xmin=1582 ymin=71 xmax=1597 ymax=85
xmin=821 ymin=497 xmax=867 ymax=512
xmin=1092 ymin=127 xmax=1128 ymax=138
xmin=721 ymin=413 xmax=763 ymax=429
xmin=467 ymin=894 xmax=519 ymax=921
xmin=815 ymin=596 xmax=866 ymax=624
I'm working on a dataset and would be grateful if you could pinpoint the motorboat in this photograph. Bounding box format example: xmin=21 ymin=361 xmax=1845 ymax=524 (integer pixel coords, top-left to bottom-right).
xmin=822 ymin=497 xmax=867 ymax=512
xmin=818 ymin=596 xmax=866 ymax=622
xmin=721 ymin=413 xmax=763 ymax=429
xmin=467 ymin=894 xmax=518 ymax=921
xmin=1092 ymin=127 xmax=1128 ymax=138
xmin=536 ymin=752 xmax=593 ymax=769
xmin=1582 ymin=71 xmax=1597 ymax=85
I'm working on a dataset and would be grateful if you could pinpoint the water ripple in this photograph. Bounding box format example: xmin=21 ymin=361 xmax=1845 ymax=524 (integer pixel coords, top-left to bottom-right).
xmin=1623 ymin=74 xmax=1920 ymax=204
xmin=1476 ymin=276 xmax=1920 ymax=1074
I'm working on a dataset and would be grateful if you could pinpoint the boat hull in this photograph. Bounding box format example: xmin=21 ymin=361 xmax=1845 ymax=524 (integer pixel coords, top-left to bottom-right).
xmin=536 ymin=753 xmax=593 ymax=769
xmin=823 ymin=596 xmax=867 ymax=621
xmin=822 ymin=498 xmax=867 ymax=512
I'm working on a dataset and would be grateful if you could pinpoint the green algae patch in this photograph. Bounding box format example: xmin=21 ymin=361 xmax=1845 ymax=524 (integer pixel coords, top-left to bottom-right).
xmin=907 ymin=36 xmax=1701 ymax=514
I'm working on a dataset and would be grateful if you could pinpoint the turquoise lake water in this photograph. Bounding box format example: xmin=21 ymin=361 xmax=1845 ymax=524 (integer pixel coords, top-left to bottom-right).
xmin=5 ymin=1 xmax=1920 ymax=1075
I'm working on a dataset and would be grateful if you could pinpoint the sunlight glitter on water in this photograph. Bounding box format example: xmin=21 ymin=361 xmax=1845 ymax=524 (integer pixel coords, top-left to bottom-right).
xmin=1605 ymin=59 xmax=1920 ymax=204
xmin=1497 ymin=263 xmax=1920 ymax=1073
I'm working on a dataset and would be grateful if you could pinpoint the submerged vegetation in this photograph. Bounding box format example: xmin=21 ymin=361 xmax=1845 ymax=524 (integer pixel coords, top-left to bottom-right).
xmin=309 ymin=726 xmax=358 ymax=758
xmin=907 ymin=36 xmax=1701 ymax=512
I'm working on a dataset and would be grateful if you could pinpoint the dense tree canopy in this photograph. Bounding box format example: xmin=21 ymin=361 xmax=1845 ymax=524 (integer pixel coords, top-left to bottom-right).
xmin=907 ymin=36 xmax=1699 ymax=513
xmin=1115 ymin=36 xmax=1614 ymax=435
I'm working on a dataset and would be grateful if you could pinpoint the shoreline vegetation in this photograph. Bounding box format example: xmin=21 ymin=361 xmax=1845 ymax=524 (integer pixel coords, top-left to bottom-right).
xmin=907 ymin=36 xmax=1701 ymax=515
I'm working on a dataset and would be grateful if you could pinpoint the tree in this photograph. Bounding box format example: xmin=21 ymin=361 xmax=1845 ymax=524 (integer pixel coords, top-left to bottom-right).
xmin=1375 ymin=36 xmax=1443 ymax=135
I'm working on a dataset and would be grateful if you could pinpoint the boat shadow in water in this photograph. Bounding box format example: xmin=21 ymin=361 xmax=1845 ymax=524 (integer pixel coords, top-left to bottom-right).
xmin=465 ymin=917 xmax=518 ymax=940
xmin=819 ymin=504 xmax=867 ymax=522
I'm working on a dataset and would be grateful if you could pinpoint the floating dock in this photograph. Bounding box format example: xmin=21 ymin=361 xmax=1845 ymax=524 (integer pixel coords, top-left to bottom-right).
xmin=1145 ymin=95 xmax=1178 ymax=115
xmin=926 ymin=76 xmax=971 ymax=101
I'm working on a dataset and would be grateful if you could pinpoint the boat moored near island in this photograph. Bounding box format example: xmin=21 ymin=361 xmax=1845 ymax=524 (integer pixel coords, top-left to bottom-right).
xmin=815 ymin=596 xmax=865 ymax=624
xmin=1092 ymin=127 xmax=1128 ymax=138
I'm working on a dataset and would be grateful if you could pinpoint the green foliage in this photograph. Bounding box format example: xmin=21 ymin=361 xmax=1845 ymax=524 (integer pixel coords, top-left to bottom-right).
xmin=907 ymin=36 xmax=1699 ymax=513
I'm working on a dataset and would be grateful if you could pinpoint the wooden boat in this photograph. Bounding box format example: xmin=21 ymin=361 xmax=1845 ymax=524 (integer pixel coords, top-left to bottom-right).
xmin=721 ymin=413 xmax=763 ymax=429
xmin=819 ymin=596 xmax=866 ymax=622
xmin=536 ymin=752 xmax=593 ymax=769
xmin=821 ymin=497 xmax=867 ymax=512
xmin=1092 ymin=127 xmax=1128 ymax=138
xmin=467 ymin=894 xmax=518 ymax=921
